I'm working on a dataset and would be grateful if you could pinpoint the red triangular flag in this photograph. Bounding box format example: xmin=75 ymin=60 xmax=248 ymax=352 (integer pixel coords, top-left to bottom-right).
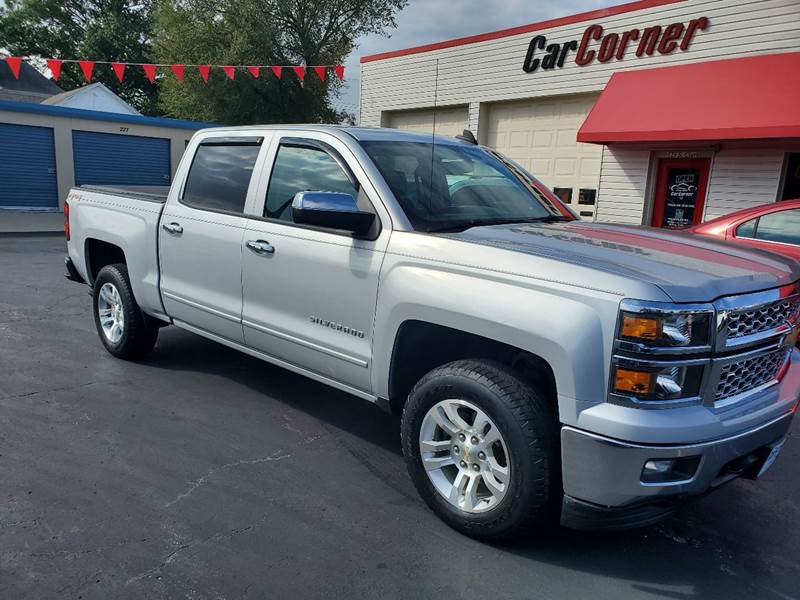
xmin=46 ymin=59 xmax=62 ymax=81
xmin=222 ymin=65 xmax=235 ymax=80
xmin=247 ymin=66 xmax=259 ymax=78
xmin=79 ymin=60 xmax=95 ymax=82
xmin=313 ymin=66 xmax=326 ymax=81
xmin=197 ymin=64 xmax=210 ymax=82
xmin=170 ymin=64 xmax=185 ymax=81
xmin=292 ymin=66 xmax=305 ymax=81
xmin=270 ymin=66 xmax=282 ymax=79
xmin=112 ymin=62 xmax=126 ymax=82
xmin=334 ymin=65 xmax=345 ymax=81
xmin=142 ymin=64 xmax=157 ymax=83
xmin=5 ymin=57 xmax=22 ymax=79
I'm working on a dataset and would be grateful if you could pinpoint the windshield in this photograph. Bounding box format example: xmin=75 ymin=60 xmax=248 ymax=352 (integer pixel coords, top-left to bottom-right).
xmin=359 ymin=140 xmax=568 ymax=232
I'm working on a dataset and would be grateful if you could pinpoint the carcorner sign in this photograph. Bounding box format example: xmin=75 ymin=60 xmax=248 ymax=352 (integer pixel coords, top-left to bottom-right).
xmin=523 ymin=16 xmax=710 ymax=73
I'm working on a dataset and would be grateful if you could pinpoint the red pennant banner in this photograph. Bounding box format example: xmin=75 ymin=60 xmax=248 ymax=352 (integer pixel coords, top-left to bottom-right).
xmin=46 ymin=59 xmax=63 ymax=81
xmin=334 ymin=65 xmax=345 ymax=81
xmin=247 ymin=66 xmax=259 ymax=78
xmin=197 ymin=64 xmax=210 ymax=82
xmin=142 ymin=64 xmax=157 ymax=83
xmin=271 ymin=66 xmax=282 ymax=79
xmin=222 ymin=65 xmax=235 ymax=80
xmin=111 ymin=62 xmax=126 ymax=82
xmin=79 ymin=60 xmax=95 ymax=82
xmin=5 ymin=57 xmax=22 ymax=79
xmin=170 ymin=64 xmax=185 ymax=81
xmin=292 ymin=66 xmax=305 ymax=81
xmin=313 ymin=66 xmax=326 ymax=81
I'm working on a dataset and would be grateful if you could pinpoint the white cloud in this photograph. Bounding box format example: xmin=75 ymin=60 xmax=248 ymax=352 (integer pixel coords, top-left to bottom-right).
xmin=334 ymin=0 xmax=612 ymax=117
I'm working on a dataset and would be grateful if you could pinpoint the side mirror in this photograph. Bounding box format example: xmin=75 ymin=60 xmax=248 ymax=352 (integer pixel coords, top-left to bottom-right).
xmin=292 ymin=191 xmax=375 ymax=235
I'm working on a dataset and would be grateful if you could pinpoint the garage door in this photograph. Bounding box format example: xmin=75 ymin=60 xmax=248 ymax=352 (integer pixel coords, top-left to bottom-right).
xmin=0 ymin=123 xmax=58 ymax=209
xmin=383 ymin=106 xmax=469 ymax=138
xmin=72 ymin=131 xmax=171 ymax=187
xmin=485 ymin=94 xmax=602 ymax=219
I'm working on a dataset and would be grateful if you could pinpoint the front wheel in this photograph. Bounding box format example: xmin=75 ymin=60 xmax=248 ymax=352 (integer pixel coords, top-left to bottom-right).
xmin=401 ymin=360 xmax=560 ymax=541
xmin=92 ymin=263 xmax=158 ymax=360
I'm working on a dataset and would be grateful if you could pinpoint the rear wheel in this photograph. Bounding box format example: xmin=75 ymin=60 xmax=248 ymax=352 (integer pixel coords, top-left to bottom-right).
xmin=92 ymin=264 xmax=158 ymax=360
xmin=401 ymin=359 xmax=560 ymax=541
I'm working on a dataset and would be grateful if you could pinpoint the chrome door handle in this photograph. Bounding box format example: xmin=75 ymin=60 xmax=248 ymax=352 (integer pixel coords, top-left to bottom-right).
xmin=162 ymin=222 xmax=183 ymax=235
xmin=246 ymin=239 xmax=275 ymax=254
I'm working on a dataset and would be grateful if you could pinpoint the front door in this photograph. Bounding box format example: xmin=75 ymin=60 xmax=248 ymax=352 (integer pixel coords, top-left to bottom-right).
xmin=241 ymin=134 xmax=390 ymax=394
xmin=650 ymin=158 xmax=711 ymax=229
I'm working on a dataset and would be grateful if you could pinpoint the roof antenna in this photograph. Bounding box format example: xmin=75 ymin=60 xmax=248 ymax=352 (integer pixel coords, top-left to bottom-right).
xmin=427 ymin=58 xmax=440 ymax=214
xmin=456 ymin=129 xmax=478 ymax=144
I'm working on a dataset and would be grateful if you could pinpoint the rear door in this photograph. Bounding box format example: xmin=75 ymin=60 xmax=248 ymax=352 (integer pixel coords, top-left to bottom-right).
xmin=240 ymin=132 xmax=391 ymax=393
xmin=159 ymin=134 xmax=266 ymax=342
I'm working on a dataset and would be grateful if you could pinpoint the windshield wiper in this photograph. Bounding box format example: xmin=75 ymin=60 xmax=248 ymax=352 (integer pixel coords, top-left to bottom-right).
xmin=427 ymin=214 xmax=569 ymax=233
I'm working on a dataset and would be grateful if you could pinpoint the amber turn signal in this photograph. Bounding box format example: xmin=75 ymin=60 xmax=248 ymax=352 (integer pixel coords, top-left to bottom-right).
xmin=620 ymin=314 xmax=660 ymax=341
xmin=614 ymin=368 xmax=653 ymax=395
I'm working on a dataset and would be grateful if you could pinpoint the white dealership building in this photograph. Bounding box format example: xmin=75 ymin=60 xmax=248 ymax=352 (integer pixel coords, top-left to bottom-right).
xmin=358 ymin=0 xmax=800 ymax=228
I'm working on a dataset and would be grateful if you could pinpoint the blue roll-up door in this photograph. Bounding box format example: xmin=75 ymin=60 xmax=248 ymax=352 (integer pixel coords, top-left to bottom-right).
xmin=0 ymin=123 xmax=58 ymax=209
xmin=72 ymin=131 xmax=171 ymax=187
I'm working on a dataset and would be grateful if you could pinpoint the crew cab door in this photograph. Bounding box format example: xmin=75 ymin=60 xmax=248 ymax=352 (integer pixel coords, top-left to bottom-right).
xmin=241 ymin=132 xmax=390 ymax=393
xmin=159 ymin=135 xmax=266 ymax=342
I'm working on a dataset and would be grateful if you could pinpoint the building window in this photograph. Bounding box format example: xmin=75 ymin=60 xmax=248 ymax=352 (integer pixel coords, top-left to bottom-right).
xmin=553 ymin=187 xmax=573 ymax=203
xmin=780 ymin=153 xmax=800 ymax=200
xmin=578 ymin=189 xmax=596 ymax=205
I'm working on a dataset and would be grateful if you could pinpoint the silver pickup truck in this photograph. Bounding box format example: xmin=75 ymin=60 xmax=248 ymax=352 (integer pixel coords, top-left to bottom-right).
xmin=64 ymin=125 xmax=799 ymax=540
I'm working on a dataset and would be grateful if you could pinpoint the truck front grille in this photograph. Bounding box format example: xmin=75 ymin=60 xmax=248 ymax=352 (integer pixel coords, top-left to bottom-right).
xmin=726 ymin=298 xmax=799 ymax=339
xmin=715 ymin=347 xmax=790 ymax=402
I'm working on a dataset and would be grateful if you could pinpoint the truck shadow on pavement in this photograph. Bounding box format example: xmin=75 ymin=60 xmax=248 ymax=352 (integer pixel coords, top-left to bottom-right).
xmin=139 ymin=328 xmax=795 ymax=600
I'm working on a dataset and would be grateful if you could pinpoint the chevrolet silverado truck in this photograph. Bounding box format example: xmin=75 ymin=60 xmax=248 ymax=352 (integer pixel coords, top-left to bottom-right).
xmin=64 ymin=126 xmax=800 ymax=540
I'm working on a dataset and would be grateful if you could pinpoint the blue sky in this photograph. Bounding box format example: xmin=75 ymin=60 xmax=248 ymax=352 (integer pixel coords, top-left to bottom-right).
xmin=335 ymin=0 xmax=612 ymax=116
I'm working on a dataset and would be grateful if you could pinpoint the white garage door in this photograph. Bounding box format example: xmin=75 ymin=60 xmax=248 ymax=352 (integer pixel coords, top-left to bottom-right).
xmin=383 ymin=106 xmax=469 ymax=138
xmin=485 ymin=94 xmax=602 ymax=219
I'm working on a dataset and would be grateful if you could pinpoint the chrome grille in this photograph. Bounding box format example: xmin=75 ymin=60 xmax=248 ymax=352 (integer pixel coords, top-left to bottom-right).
xmin=715 ymin=348 xmax=789 ymax=402
xmin=726 ymin=298 xmax=798 ymax=339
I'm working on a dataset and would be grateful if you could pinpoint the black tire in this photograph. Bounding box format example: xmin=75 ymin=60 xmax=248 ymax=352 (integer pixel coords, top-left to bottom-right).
xmin=92 ymin=263 xmax=158 ymax=360
xmin=401 ymin=359 xmax=560 ymax=542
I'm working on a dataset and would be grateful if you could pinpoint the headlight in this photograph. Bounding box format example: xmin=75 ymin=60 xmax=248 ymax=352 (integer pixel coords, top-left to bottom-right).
xmin=611 ymin=359 xmax=705 ymax=406
xmin=610 ymin=299 xmax=714 ymax=408
xmin=617 ymin=300 xmax=714 ymax=352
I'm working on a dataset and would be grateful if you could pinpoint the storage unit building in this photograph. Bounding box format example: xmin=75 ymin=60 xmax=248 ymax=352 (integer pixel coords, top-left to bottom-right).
xmin=359 ymin=0 xmax=800 ymax=226
xmin=0 ymin=100 xmax=212 ymax=211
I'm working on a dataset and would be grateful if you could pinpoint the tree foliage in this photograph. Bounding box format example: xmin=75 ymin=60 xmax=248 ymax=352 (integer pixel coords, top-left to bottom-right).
xmin=152 ymin=0 xmax=406 ymax=124
xmin=0 ymin=0 xmax=158 ymax=114
xmin=0 ymin=0 xmax=407 ymax=124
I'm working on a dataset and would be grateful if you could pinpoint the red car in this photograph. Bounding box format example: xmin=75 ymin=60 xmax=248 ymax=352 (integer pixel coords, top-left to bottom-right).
xmin=688 ymin=199 xmax=800 ymax=261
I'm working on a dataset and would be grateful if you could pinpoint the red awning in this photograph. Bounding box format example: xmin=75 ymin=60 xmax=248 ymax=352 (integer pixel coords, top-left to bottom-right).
xmin=578 ymin=52 xmax=800 ymax=144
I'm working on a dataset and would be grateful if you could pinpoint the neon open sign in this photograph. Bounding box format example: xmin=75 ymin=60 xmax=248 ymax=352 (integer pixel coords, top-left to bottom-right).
xmin=523 ymin=17 xmax=709 ymax=72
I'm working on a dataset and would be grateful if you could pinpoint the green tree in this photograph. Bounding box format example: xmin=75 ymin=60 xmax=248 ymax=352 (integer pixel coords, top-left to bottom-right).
xmin=0 ymin=0 xmax=158 ymax=114
xmin=152 ymin=0 xmax=407 ymax=124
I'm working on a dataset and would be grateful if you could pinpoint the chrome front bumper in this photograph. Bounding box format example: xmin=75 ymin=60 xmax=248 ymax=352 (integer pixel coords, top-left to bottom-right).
xmin=559 ymin=410 xmax=794 ymax=530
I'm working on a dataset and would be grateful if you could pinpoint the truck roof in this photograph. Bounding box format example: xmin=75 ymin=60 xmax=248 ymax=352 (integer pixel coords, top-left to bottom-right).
xmin=194 ymin=124 xmax=470 ymax=145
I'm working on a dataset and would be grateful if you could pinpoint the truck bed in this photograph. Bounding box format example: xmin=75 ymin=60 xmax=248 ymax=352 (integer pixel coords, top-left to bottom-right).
xmin=78 ymin=185 xmax=169 ymax=204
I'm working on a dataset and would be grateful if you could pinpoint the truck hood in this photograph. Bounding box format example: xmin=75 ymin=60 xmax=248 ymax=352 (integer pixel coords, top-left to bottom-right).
xmin=447 ymin=221 xmax=800 ymax=302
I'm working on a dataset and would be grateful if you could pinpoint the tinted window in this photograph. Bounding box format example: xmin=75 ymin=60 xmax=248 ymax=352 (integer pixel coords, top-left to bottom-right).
xmin=359 ymin=141 xmax=555 ymax=232
xmin=736 ymin=218 xmax=757 ymax=238
xmin=265 ymin=144 xmax=358 ymax=222
xmin=754 ymin=209 xmax=800 ymax=245
xmin=182 ymin=142 xmax=261 ymax=213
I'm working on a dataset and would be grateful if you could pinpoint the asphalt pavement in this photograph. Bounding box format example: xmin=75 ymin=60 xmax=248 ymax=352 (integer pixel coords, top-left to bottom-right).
xmin=1 ymin=234 xmax=798 ymax=600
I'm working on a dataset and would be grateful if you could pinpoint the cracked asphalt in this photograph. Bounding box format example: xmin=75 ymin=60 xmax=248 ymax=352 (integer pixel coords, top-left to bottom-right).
xmin=1 ymin=234 xmax=799 ymax=600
